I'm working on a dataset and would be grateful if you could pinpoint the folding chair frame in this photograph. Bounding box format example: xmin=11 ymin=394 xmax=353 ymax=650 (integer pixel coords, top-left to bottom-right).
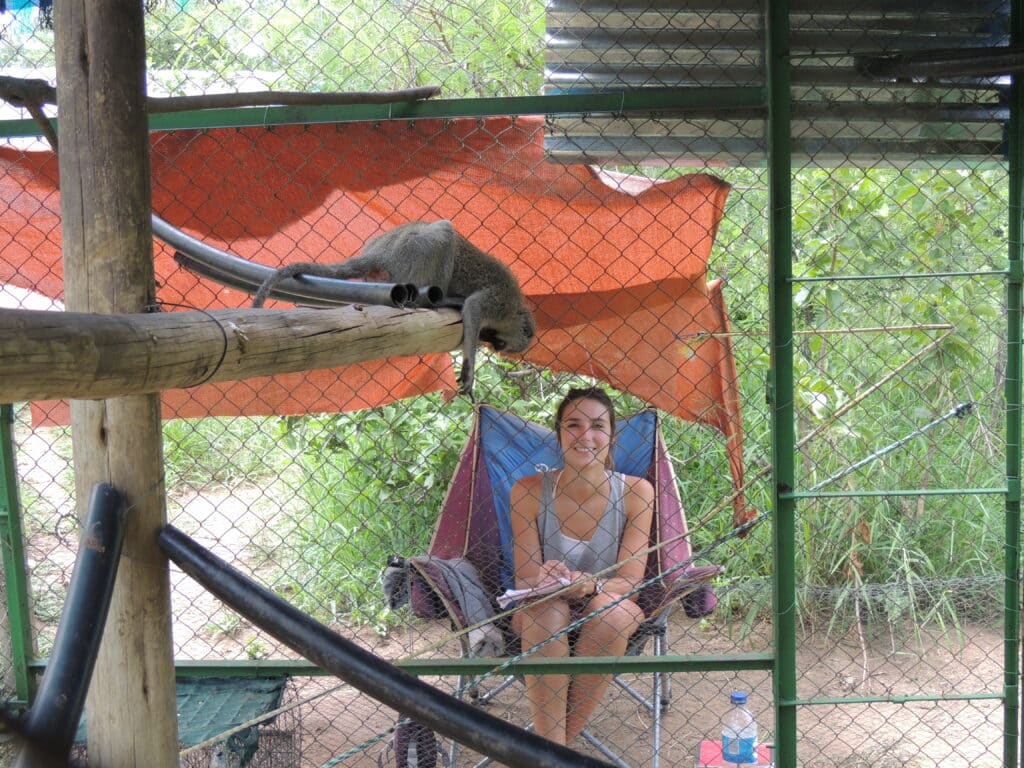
xmin=409 ymin=405 xmax=721 ymax=768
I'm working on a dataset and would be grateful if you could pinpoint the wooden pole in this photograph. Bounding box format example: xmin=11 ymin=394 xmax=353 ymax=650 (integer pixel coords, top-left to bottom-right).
xmin=0 ymin=305 xmax=463 ymax=401
xmin=54 ymin=2 xmax=178 ymax=765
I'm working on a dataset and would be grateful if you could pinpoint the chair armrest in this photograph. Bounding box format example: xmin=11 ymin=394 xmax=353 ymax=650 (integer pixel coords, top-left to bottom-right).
xmin=641 ymin=564 xmax=724 ymax=619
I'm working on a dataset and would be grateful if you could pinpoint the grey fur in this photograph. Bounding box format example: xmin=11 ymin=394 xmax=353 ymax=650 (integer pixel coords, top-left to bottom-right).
xmin=253 ymin=220 xmax=535 ymax=395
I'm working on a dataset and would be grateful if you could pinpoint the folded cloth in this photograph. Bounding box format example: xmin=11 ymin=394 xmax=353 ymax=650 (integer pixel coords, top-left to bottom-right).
xmin=384 ymin=555 xmax=505 ymax=657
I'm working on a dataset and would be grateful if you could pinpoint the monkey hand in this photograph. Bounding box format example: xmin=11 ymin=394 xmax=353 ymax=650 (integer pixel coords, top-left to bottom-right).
xmin=456 ymin=365 xmax=475 ymax=399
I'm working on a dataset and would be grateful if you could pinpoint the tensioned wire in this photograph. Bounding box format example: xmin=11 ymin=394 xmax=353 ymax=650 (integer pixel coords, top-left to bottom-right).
xmin=308 ymin=394 xmax=977 ymax=765
xmin=180 ymin=382 xmax=971 ymax=763
xmin=167 ymin=286 xmax=963 ymax=759
xmin=178 ymin=472 xmax=766 ymax=763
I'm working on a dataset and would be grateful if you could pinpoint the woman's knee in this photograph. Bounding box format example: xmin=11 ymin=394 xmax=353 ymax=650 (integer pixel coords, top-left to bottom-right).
xmin=586 ymin=597 xmax=645 ymax=638
xmin=515 ymin=599 xmax=572 ymax=638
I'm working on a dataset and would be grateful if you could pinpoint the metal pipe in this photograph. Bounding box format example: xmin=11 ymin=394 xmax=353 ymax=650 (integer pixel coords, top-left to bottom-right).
xmin=785 ymin=487 xmax=1006 ymax=500
xmin=857 ymin=46 xmax=1024 ymax=79
xmin=791 ymin=269 xmax=1010 ymax=282
xmin=157 ymin=525 xmax=614 ymax=768
xmin=172 ymin=251 xmax=341 ymax=308
xmin=413 ymin=285 xmax=447 ymax=308
xmin=172 ymin=253 xmax=453 ymax=310
xmin=155 ymin=215 xmax=412 ymax=307
xmin=807 ymin=403 xmax=973 ymax=492
xmin=15 ymin=483 xmax=127 ymax=767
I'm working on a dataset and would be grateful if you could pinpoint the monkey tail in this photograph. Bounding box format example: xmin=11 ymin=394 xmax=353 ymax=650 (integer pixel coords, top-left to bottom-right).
xmin=252 ymin=263 xmax=329 ymax=307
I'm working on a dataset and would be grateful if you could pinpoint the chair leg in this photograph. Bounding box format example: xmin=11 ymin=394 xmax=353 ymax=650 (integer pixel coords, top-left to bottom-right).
xmin=473 ymin=674 xmax=519 ymax=705
xmin=445 ymin=675 xmax=465 ymax=768
xmin=613 ymin=674 xmax=656 ymax=713
xmin=580 ymin=728 xmax=631 ymax=768
xmin=456 ymin=651 xmax=667 ymax=768
xmin=655 ymin=627 xmax=672 ymax=714
xmin=450 ymin=675 xmax=520 ymax=768
xmin=472 ymin=724 xmax=632 ymax=768
xmin=651 ymin=661 xmax=661 ymax=768
xmin=468 ymin=686 xmax=634 ymax=768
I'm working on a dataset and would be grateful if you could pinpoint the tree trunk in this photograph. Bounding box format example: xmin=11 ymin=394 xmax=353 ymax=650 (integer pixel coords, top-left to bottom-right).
xmin=54 ymin=2 xmax=179 ymax=765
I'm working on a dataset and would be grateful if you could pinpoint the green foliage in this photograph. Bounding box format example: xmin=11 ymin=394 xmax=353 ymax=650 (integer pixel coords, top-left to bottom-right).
xmin=698 ymin=165 xmax=1008 ymax=637
xmin=276 ymin=392 xmax=462 ymax=627
xmin=144 ymin=0 xmax=545 ymax=97
xmin=162 ymin=416 xmax=290 ymax=487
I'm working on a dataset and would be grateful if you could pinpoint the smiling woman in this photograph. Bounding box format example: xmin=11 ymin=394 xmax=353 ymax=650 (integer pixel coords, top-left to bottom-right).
xmin=508 ymin=386 xmax=655 ymax=746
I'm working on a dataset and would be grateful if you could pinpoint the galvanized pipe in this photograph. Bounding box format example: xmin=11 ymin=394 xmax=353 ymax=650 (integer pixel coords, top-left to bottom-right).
xmin=0 ymin=405 xmax=32 ymax=705
xmin=1009 ymin=4 xmax=1024 ymax=767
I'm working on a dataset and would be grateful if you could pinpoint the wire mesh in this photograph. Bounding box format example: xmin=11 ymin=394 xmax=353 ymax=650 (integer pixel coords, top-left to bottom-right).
xmin=0 ymin=0 xmax=1016 ymax=766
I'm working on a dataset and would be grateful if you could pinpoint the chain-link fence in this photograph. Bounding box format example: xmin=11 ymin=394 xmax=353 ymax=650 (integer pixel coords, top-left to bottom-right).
xmin=0 ymin=1 xmax=1016 ymax=766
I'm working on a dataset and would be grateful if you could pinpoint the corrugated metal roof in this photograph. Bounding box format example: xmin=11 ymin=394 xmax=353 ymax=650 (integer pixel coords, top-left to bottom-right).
xmin=543 ymin=1 xmax=1010 ymax=166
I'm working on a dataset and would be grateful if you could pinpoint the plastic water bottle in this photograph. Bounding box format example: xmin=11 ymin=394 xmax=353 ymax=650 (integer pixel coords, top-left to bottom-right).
xmin=721 ymin=691 xmax=758 ymax=765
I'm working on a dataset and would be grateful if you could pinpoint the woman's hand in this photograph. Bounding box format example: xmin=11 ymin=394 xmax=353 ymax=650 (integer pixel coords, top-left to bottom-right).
xmin=564 ymin=569 xmax=600 ymax=599
xmin=537 ymin=559 xmax=572 ymax=585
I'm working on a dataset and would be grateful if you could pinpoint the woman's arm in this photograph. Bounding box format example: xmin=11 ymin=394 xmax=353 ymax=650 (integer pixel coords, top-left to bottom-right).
xmin=600 ymin=475 xmax=655 ymax=597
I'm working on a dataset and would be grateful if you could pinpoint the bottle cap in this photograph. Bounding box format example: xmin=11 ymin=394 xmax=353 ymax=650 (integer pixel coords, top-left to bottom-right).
xmin=730 ymin=692 xmax=748 ymax=705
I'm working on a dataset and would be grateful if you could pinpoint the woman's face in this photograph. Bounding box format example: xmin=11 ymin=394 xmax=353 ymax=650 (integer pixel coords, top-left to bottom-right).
xmin=558 ymin=397 xmax=613 ymax=470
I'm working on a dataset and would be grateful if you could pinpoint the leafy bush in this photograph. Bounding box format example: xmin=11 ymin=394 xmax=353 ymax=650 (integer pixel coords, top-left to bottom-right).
xmin=162 ymin=416 xmax=289 ymax=488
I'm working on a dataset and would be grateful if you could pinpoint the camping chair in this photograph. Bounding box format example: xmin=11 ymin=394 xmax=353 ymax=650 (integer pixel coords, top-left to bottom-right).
xmin=405 ymin=405 xmax=722 ymax=768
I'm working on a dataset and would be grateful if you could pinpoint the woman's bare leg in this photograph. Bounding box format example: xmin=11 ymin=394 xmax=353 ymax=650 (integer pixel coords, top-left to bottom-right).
xmin=516 ymin=599 xmax=573 ymax=744
xmin=565 ymin=597 xmax=645 ymax=742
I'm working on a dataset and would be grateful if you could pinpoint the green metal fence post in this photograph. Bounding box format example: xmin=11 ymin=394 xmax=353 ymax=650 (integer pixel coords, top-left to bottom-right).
xmin=766 ymin=1 xmax=796 ymax=767
xmin=1010 ymin=3 xmax=1024 ymax=767
xmin=0 ymin=404 xmax=34 ymax=703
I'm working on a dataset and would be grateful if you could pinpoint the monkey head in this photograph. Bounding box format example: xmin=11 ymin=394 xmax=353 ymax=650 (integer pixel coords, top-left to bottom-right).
xmin=479 ymin=307 xmax=535 ymax=352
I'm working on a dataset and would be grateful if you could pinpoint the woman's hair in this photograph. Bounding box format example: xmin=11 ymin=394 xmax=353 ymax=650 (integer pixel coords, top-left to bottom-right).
xmin=554 ymin=387 xmax=617 ymax=469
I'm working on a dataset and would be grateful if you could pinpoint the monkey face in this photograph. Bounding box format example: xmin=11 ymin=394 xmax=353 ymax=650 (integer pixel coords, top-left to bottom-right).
xmin=479 ymin=328 xmax=507 ymax=350
xmin=479 ymin=308 xmax=535 ymax=353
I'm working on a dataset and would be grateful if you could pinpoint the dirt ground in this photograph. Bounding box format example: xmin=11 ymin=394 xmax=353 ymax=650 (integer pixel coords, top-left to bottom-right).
xmin=277 ymin=615 xmax=1005 ymax=768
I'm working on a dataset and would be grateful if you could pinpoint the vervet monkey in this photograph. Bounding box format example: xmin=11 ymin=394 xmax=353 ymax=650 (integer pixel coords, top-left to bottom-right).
xmin=253 ymin=220 xmax=535 ymax=395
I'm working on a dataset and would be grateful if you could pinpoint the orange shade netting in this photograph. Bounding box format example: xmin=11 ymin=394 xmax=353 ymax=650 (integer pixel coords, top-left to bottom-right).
xmin=0 ymin=116 xmax=753 ymax=528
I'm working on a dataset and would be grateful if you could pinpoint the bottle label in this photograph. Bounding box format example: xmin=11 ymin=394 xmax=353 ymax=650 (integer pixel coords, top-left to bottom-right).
xmin=722 ymin=735 xmax=757 ymax=764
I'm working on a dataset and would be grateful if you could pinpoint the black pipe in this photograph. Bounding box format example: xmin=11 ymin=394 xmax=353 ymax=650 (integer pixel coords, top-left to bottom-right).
xmin=15 ymin=483 xmax=127 ymax=768
xmin=157 ymin=524 xmax=613 ymax=768
xmin=155 ymin=215 xmax=413 ymax=308
xmin=172 ymin=251 xmax=343 ymax=308
xmin=169 ymin=246 xmax=410 ymax=308
xmin=412 ymin=285 xmax=447 ymax=308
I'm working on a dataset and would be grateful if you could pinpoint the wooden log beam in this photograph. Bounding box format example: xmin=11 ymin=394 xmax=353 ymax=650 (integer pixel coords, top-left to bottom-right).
xmin=0 ymin=305 xmax=462 ymax=402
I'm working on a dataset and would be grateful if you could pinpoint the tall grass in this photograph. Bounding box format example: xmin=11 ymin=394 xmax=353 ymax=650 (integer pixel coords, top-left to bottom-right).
xmin=162 ymin=416 xmax=290 ymax=488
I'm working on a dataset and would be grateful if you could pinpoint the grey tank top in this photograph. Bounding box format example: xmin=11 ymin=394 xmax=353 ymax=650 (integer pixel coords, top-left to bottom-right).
xmin=537 ymin=470 xmax=627 ymax=575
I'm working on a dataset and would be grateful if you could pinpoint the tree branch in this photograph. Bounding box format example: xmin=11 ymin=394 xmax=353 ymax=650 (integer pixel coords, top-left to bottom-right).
xmin=0 ymin=76 xmax=442 ymax=144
